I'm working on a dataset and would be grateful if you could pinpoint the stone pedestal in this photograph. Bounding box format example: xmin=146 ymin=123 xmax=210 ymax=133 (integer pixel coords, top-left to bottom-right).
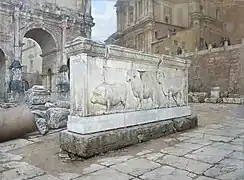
xmin=60 ymin=37 xmax=196 ymax=158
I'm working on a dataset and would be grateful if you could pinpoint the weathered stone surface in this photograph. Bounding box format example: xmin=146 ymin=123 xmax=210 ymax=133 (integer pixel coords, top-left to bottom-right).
xmin=0 ymin=152 xmax=23 ymax=163
xmin=74 ymin=168 xmax=133 ymax=180
xmin=60 ymin=115 xmax=198 ymax=158
xmin=111 ymin=158 xmax=160 ymax=176
xmin=185 ymin=146 xmax=233 ymax=164
xmin=59 ymin=173 xmax=81 ymax=180
xmin=25 ymin=86 xmax=51 ymax=105
xmin=139 ymin=166 xmax=194 ymax=180
xmin=188 ymin=92 xmax=208 ymax=103
xmin=141 ymin=152 xmax=164 ymax=161
xmin=0 ymin=139 xmax=34 ymax=152
xmin=35 ymin=118 xmax=49 ymax=135
xmin=204 ymin=158 xmax=244 ymax=179
xmin=32 ymin=175 xmax=60 ymax=180
xmin=173 ymin=115 xmax=198 ymax=132
xmin=156 ymin=154 xmax=211 ymax=174
xmin=60 ymin=120 xmax=175 ymax=158
xmin=97 ymin=156 xmax=133 ymax=167
xmin=46 ymin=108 xmax=70 ymax=129
xmin=222 ymin=98 xmax=243 ymax=104
xmin=1 ymin=162 xmax=45 ymax=180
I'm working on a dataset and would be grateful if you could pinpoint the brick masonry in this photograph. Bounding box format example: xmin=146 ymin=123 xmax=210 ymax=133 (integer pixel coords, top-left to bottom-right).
xmin=185 ymin=44 xmax=244 ymax=95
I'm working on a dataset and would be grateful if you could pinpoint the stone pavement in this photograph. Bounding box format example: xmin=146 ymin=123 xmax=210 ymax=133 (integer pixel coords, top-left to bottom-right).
xmin=0 ymin=103 xmax=244 ymax=180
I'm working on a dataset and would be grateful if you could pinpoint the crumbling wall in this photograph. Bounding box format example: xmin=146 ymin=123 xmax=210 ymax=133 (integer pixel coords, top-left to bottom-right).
xmin=184 ymin=44 xmax=244 ymax=95
xmin=22 ymin=72 xmax=42 ymax=89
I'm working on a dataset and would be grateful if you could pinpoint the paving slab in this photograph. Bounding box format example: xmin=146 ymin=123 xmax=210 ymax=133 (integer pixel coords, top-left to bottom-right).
xmin=180 ymin=133 xmax=234 ymax=142
xmin=185 ymin=146 xmax=233 ymax=164
xmin=183 ymin=137 xmax=213 ymax=146
xmin=96 ymin=156 xmax=134 ymax=167
xmin=74 ymin=168 xmax=133 ymax=180
xmin=1 ymin=162 xmax=45 ymax=180
xmin=0 ymin=152 xmax=23 ymax=163
xmin=141 ymin=152 xmax=165 ymax=162
xmin=230 ymin=138 xmax=244 ymax=145
xmin=59 ymin=173 xmax=81 ymax=180
xmin=0 ymin=139 xmax=34 ymax=152
xmin=139 ymin=166 xmax=195 ymax=180
xmin=195 ymin=176 xmax=218 ymax=180
xmin=32 ymin=174 xmax=61 ymax=180
xmin=82 ymin=164 xmax=105 ymax=175
xmin=228 ymin=151 xmax=244 ymax=161
xmin=205 ymin=129 xmax=243 ymax=138
xmin=156 ymin=154 xmax=211 ymax=175
xmin=204 ymin=158 xmax=244 ymax=180
xmin=111 ymin=158 xmax=160 ymax=176
xmin=210 ymin=142 xmax=243 ymax=152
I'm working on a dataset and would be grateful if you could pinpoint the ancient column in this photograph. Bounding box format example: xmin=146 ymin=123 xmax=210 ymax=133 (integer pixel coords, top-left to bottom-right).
xmin=61 ymin=17 xmax=68 ymax=65
xmin=9 ymin=4 xmax=24 ymax=102
xmin=133 ymin=2 xmax=137 ymax=23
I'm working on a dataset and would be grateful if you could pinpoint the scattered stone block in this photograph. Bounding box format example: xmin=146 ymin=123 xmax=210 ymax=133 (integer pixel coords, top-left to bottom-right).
xmin=188 ymin=92 xmax=208 ymax=103
xmin=222 ymin=98 xmax=243 ymax=104
xmin=46 ymin=108 xmax=70 ymax=129
xmin=25 ymin=85 xmax=51 ymax=105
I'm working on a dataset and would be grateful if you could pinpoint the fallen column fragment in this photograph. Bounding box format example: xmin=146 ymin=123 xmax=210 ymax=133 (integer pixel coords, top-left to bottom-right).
xmin=0 ymin=105 xmax=36 ymax=142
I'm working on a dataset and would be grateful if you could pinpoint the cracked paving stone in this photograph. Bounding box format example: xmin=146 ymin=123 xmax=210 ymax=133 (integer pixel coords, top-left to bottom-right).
xmin=211 ymin=142 xmax=243 ymax=152
xmin=204 ymin=158 xmax=244 ymax=180
xmin=228 ymin=151 xmax=244 ymax=161
xmin=74 ymin=168 xmax=133 ymax=180
xmin=230 ymin=138 xmax=244 ymax=145
xmin=0 ymin=139 xmax=34 ymax=152
xmin=195 ymin=176 xmax=218 ymax=180
xmin=96 ymin=155 xmax=133 ymax=167
xmin=185 ymin=146 xmax=233 ymax=164
xmin=136 ymin=150 xmax=153 ymax=156
xmin=32 ymin=174 xmax=61 ymax=180
xmin=111 ymin=158 xmax=160 ymax=177
xmin=205 ymin=129 xmax=243 ymax=138
xmin=82 ymin=164 xmax=105 ymax=175
xmin=156 ymin=154 xmax=211 ymax=175
xmin=1 ymin=162 xmax=46 ymax=179
xmin=0 ymin=152 xmax=23 ymax=163
xmin=59 ymin=172 xmax=81 ymax=180
xmin=139 ymin=165 xmax=196 ymax=180
xmin=180 ymin=133 xmax=234 ymax=142
xmin=183 ymin=137 xmax=213 ymax=146
xmin=161 ymin=143 xmax=204 ymax=156
xmin=141 ymin=152 xmax=165 ymax=161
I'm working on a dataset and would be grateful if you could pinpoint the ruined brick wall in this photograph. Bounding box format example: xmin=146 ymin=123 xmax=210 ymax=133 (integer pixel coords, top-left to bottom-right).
xmin=185 ymin=44 xmax=244 ymax=95
xmin=22 ymin=72 xmax=42 ymax=89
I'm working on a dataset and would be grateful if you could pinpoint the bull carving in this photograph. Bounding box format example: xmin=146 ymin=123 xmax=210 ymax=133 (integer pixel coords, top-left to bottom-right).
xmin=90 ymin=83 xmax=127 ymax=112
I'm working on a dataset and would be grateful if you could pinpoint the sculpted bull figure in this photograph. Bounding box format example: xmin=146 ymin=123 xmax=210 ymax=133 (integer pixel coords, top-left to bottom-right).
xmin=156 ymin=71 xmax=185 ymax=107
xmin=126 ymin=70 xmax=154 ymax=109
xmin=90 ymin=83 xmax=127 ymax=112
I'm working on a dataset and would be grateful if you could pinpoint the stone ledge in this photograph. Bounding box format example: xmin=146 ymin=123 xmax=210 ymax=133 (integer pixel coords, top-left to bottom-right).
xmin=59 ymin=115 xmax=198 ymax=159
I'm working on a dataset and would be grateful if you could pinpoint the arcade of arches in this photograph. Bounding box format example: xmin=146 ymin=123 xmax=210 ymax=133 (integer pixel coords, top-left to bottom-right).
xmin=0 ymin=0 xmax=94 ymax=101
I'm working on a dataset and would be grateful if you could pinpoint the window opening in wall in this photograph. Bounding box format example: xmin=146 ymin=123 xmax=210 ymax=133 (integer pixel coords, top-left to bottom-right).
xmin=182 ymin=41 xmax=186 ymax=49
xmin=174 ymin=40 xmax=178 ymax=46
xmin=155 ymin=31 xmax=158 ymax=39
xmin=139 ymin=0 xmax=142 ymax=15
xmin=165 ymin=16 xmax=169 ymax=24
xmin=129 ymin=6 xmax=133 ymax=22
xmin=200 ymin=4 xmax=203 ymax=13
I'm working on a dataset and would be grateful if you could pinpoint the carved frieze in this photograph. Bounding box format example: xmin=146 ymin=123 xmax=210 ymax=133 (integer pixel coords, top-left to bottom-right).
xmin=68 ymin=37 xmax=191 ymax=117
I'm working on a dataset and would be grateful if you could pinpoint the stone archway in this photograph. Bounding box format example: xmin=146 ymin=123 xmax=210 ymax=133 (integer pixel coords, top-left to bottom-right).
xmin=0 ymin=49 xmax=6 ymax=99
xmin=22 ymin=28 xmax=59 ymax=92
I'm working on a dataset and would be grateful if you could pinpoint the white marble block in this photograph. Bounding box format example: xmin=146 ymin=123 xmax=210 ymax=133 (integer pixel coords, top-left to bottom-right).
xmin=66 ymin=37 xmax=192 ymax=134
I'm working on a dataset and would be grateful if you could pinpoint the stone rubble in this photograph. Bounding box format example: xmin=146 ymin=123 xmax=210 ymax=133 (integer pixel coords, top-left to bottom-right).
xmin=24 ymin=85 xmax=70 ymax=136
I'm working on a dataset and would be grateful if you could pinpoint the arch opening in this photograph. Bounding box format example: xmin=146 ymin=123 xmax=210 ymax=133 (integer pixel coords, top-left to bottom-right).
xmin=0 ymin=49 xmax=6 ymax=99
xmin=21 ymin=28 xmax=58 ymax=91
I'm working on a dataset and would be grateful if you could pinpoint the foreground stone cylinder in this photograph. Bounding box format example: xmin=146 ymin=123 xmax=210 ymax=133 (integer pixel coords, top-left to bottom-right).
xmin=0 ymin=105 xmax=36 ymax=142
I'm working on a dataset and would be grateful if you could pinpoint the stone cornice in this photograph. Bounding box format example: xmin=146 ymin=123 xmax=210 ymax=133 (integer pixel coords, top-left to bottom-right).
xmin=66 ymin=37 xmax=191 ymax=69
